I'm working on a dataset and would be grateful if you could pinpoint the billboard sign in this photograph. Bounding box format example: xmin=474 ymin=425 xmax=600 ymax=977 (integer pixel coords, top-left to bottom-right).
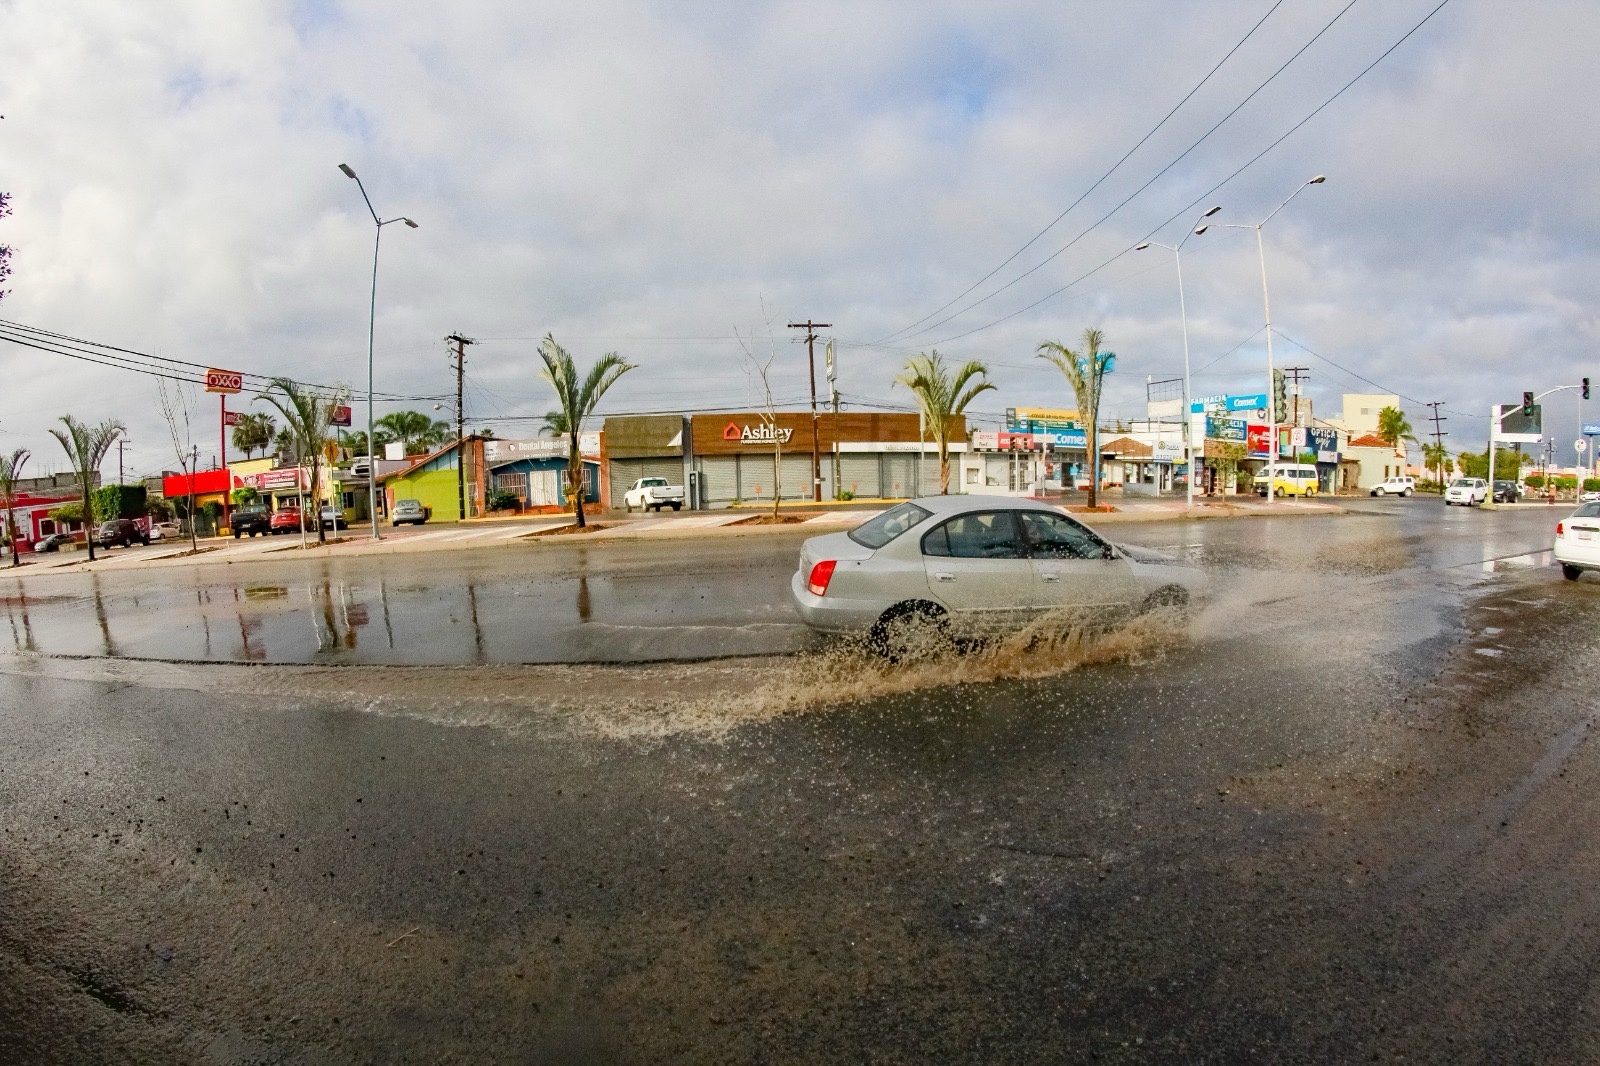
xmin=204 ymin=368 xmax=243 ymax=394
xmin=1495 ymin=403 xmax=1543 ymax=444
xmin=331 ymin=405 xmax=352 ymax=427
xmin=1584 ymin=423 xmax=1600 ymax=436
xmin=253 ymin=468 xmax=305 ymax=490
xmin=1205 ymin=416 xmax=1247 ymax=443
xmin=222 ymin=410 xmax=240 ymax=427
xmin=1307 ymin=427 xmax=1339 ymax=463
xmin=1247 ymin=424 xmax=1273 ymax=457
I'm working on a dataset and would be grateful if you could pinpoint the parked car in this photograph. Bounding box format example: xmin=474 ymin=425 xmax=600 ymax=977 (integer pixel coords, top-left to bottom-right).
xmin=1581 ymin=489 xmax=1600 ymax=504
xmin=1254 ymin=463 xmax=1319 ymax=498
xmin=231 ymin=506 xmax=273 ymax=538
xmin=148 ymin=521 xmax=182 ymax=541
xmin=270 ymin=508 xmax=305 ymax=534
xmin=1369 ymin=476 xmax=1415 ymax=497
xmin=34 ymin=531 xmax=76 ymax=552
xmin=95 ymin=518 xmax=149 ymax=548
xmin=789 ymin=497 xmax=1207 ymax=657
xmin=319 ymin=506 xmax=349 ymax=531
xmin=624 ymin=476 xmax=685 ymax=512
xmin=1492 ymin=480 xmax=1523 ymax=503
xmin=1445 ymin=478 xmax=1490 ymax=506
xmin=392 ymin=499 xmax=428 ymax=526
xmin=1555 ymin=502 xmax=1600 ymax=581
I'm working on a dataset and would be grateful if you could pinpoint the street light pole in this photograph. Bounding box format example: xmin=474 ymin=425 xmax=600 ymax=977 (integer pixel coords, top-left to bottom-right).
xmin=1137 ymin=205 xmax=1220 ymax=508
xmin=1203 ymin=176 xmax=1325 ymax=506
xmin=339 ymin=164 xmax=417 ymax=541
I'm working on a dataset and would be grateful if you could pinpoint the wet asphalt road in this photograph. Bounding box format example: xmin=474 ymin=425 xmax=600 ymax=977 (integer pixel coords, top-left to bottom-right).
xmin=3 ymin=499 xmax=1600 ymax=1063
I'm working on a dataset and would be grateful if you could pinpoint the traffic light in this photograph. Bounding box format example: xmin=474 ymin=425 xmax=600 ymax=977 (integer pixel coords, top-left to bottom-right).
xmin=1584 ymin=377 xmax=1591 ymax=401
xmin=1273 ymin=368 xmax=1288 ymax=424
xmin=1522 ymin=391 xmax=1535 ymax=416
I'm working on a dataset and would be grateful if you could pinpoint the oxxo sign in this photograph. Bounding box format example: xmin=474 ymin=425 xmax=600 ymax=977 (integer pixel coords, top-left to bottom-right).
xmin=205 ymin=368 xmax=243 ymax=394
xmin=723 ymin=421 xmax=794 ymax=445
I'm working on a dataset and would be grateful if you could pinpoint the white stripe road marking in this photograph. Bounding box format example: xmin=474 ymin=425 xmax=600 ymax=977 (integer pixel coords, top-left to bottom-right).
xmin=803 ymin=510 xmax=881 ymax=524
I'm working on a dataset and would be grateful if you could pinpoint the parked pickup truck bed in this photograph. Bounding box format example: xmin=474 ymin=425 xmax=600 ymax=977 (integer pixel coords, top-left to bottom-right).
xmin=624 ymin=477 xmax=684 ymax=512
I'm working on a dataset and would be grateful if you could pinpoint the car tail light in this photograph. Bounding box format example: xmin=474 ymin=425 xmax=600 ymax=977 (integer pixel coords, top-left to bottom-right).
xmin=1557 ymin=522 xmax=1564 ymax=536
xmin=807 ymin=560 xmax=837 ymax=596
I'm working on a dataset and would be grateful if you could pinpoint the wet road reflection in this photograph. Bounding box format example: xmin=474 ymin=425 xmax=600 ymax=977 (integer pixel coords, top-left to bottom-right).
xmin=0 ymin=502 xmax=1570 ymax=666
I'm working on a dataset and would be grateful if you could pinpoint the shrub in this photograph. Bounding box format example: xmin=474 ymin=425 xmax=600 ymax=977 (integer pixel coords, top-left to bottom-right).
xmin=838 ymin=489 xmax=855 ymax=501
xmin=1585 ymin=478 xmax=1600 ymax=493
xmin=1554 ymin=475 xmax=1579 ymax=491
xmin=486 ymin=488 xmax=520 ymax=512
xmin=231 ymin=486 xmax=259 ymax=506
xmin=49 ymin=502 xmax=84 ymax=523
xmin=1526 ymin=475 xmax=1545 ymax=490
xmin=91 ymin=484 xmax=147 ymax=522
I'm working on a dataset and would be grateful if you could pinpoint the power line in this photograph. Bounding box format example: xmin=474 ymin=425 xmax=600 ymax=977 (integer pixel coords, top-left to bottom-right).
xmin=894 ymin=0 xmax=1362 ymax=344
xmin=1270 ymin=329 xmax=1476 ymax=420
xmin=875 ymin=0 xmax=1288 ymax=344
xmin=0 ymin=318 xmax=450 ymax=403
xmin=921 ymin=0 xmax=1456 ymax=346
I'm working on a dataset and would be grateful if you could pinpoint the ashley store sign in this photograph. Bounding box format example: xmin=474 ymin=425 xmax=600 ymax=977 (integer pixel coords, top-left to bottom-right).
xmin=723 ymin=422 xmax=795 ymax=445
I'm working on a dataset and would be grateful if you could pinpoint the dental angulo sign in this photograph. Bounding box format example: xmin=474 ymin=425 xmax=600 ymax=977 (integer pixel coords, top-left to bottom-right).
xmin=723 ymin=421 xmax=795 ymax=444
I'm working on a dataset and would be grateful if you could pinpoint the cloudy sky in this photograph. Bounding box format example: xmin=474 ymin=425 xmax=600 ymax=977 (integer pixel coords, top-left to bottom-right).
xmin=2 ymin=0 xmax=1597 ymax=479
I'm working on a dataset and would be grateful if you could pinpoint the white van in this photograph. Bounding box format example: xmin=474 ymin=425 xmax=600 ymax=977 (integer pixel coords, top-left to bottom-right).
xmin=1254 ymin=463 xmax=1320 ymax=498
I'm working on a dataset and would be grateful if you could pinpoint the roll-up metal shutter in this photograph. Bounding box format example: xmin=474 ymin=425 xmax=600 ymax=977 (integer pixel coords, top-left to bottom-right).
xmin=781 ymin=455 xmax=814 ymax=500
xmin=610 ymin=458 xmax=646 ymax=509
xmin=738 ymin=454 xmax=775 ymax=500
xmin=882 ymin=454 xmax=917 ymax=499
xmin=699 ymin=457 xmax=740 ymax=505
xmin=838 ymin=455 xmax=880 ymax=499
xmin=920 ymin=457 xmax=942 ymax=496
xmin=642 ymin=456 xmax=686 ymax=485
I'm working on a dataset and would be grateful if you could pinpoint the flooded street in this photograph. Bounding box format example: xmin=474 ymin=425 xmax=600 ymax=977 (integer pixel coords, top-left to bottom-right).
xmin=3 ymin=501 xmax=1599 ymax=1063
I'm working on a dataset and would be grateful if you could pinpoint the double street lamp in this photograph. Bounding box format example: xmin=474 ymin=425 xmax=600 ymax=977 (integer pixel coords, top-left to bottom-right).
xmin=1198 ymin=175 xmax=1326 ymax=505
xmin=339 ymin=163 xmax=417 ymax=540
xmin=1137 ymin=204 xmax=1221 ymax=508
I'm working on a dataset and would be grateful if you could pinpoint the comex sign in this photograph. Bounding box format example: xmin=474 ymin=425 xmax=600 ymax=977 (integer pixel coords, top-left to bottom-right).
xmin=724 ymin=422 xmax=794 ymax=445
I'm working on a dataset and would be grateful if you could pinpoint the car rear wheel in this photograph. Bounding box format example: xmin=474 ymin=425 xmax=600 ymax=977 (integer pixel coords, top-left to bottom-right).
xmin=1563 ymin=564 xmax=1583 ymax=581
xmin=868 ymin=601 xmax=950 ymax=662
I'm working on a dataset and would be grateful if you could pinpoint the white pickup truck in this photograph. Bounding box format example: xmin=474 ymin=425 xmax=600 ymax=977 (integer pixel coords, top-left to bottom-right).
xmin=624 ymin=476 xmax=684 ymax=512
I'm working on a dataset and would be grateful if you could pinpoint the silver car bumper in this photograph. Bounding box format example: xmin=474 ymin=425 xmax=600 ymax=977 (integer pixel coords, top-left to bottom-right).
xmin=789 ymin=571 xmax=890 ymax=635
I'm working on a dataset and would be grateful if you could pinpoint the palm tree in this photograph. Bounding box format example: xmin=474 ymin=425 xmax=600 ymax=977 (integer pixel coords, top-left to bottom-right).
xmin=1376 ymin=405 xmax=1418 ymax=457
xmin=893 ymin=350 xmax=995 ymax=494
xmin=538 ymin=411 xmax=570 ymax=438
xmin=1038 ymin=328 xmax=1115 ymax=508
xmin=538 ymin=335 xmax=634 ymax=527
xmin=0 ymin=447 xmax=29 ymax=567
xmin=376 ymin=411 xmax=454 ymax=456
xmin=258 ymin=377 xmax=349 ymax=545
xmin=231 ymin=412 xmax=276 ymax=460
xmin=48 ymin=415 xmax=125 ymax=562
xmin=1421 ymin=440 xmax=1450 ymax=490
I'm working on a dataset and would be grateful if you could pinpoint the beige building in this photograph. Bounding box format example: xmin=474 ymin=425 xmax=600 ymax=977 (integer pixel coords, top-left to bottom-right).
xmin=1325 ymin=394 xmax=1400 ymax=436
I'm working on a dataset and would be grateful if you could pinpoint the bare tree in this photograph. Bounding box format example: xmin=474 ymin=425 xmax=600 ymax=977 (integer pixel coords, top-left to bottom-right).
xmin=158 ymin=379 xmax=202 ymax=552
xmin=734 ymin=299 xmax=787 ymax=520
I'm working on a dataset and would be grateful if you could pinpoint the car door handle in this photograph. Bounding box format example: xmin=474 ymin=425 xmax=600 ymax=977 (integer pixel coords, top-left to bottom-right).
xmin=934 ymin=572 xmax=955 ymax=582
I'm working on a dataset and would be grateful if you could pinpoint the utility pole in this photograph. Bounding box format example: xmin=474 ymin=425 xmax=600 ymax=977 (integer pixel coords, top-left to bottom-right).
xmin=787 ymin=320 xmax=832 ymax=502
xmin=1425 ymin=401 xmax=1447 ymax=487
xmin=826 ymin=340 xmax=841 ymax=500
xmin=117 ymin=439 xmax=131 ymax=485
xmin=447 ymin=333 xmax=475 ymax=522
xmin=1282 ymin=367 xmax=1309 ymax=426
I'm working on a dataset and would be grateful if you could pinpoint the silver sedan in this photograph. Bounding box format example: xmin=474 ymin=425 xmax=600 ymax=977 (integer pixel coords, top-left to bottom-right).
xmin=789 ymin=496 xmax=1207 ymax=653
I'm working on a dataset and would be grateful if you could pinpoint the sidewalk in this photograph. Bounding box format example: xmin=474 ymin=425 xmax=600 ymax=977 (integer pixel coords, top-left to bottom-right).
xmin=5 ymin=494 xmax=1351 ymax=578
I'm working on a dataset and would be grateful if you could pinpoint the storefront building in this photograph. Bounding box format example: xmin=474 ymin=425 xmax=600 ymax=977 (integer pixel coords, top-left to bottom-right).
xmin=379 ymin=436 xmax=488 ymax=522
xmin=485 ymin=438 xmax=601 ymax=511
xmin=687 ymin=412 xmax=956 ymax=507
xmin=601 ymin=416 xmax=685 ymax=510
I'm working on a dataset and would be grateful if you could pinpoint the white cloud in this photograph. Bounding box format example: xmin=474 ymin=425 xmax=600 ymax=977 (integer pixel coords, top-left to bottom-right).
xmin=1 ymin=0 xmax=1596 ymax=478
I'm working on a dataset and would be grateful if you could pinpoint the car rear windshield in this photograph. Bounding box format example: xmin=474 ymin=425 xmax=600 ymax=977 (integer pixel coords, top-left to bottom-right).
xmin=849 ymin=502 xmax=932 ymax=549
xmin=1573 ymin=503 xmax=1600 ymax=518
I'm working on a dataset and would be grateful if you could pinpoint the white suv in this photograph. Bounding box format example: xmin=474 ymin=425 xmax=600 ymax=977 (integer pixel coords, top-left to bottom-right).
xmin=1445 ymin=478 xmax=1489 ymax=506
xmin=1370 ymin=476 xmax=1415 ymax=497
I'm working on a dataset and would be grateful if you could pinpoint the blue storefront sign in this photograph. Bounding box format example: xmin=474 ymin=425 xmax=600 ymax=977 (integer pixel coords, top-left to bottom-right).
xmin=1306 ymin=427 xmax=1339 ymax=463
xmin=1192 ymin=393 xmax=1269 ymax=414
xmin=1585 ymin=422 xmax=1600 ymax=436
xmin=1206 ymin=416 xmax=1247 ymax=442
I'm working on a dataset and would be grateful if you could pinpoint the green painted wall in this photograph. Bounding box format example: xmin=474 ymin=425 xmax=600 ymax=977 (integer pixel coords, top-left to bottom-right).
xmin=388 ymin=466 xmax=462 ymax=522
